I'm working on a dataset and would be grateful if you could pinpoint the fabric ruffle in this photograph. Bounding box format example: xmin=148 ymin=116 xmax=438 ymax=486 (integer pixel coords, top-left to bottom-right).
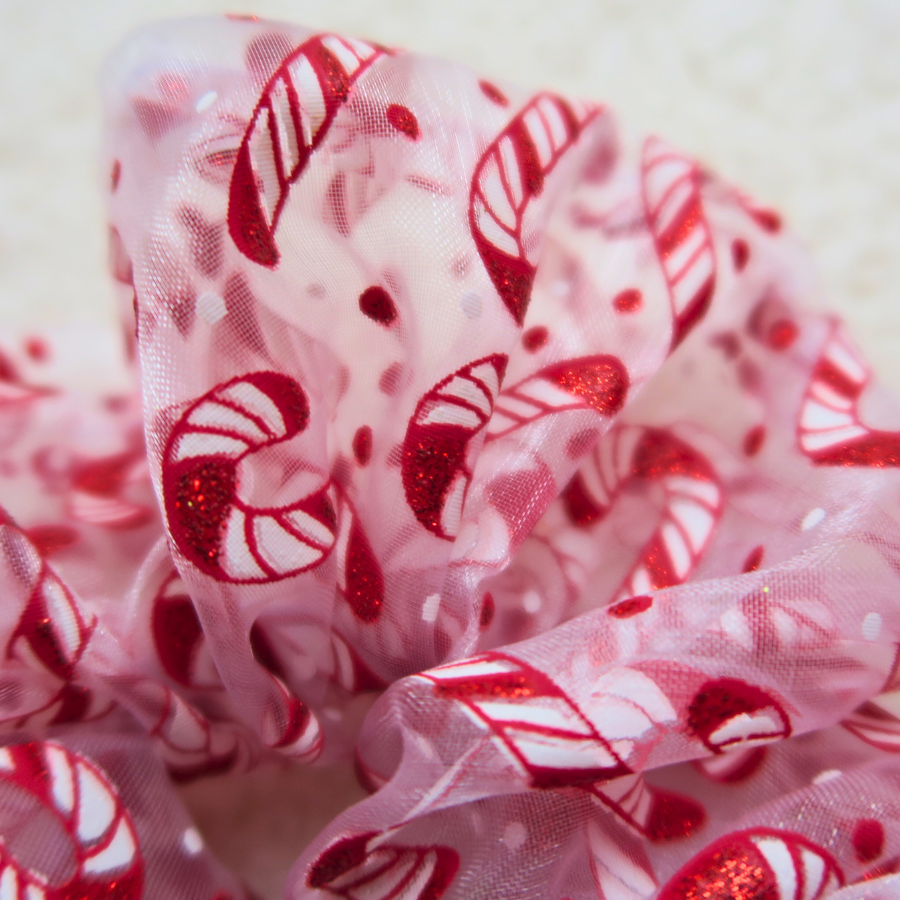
xmin=0 ymin=14 xmax=898 ymax=900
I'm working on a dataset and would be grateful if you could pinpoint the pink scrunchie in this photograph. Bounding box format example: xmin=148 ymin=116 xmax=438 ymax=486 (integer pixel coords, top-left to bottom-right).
xmin=1 ymin=14 xmax=899 ymax=900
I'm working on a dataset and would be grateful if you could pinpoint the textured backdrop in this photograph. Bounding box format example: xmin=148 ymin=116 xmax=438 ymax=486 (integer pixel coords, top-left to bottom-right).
xmin=1 ymin=1 xmax=899 ymax=897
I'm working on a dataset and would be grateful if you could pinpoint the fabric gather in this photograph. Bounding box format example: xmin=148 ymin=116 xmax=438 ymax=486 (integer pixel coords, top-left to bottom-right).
xmin=0 ymin=14 xmax=899 ymax=900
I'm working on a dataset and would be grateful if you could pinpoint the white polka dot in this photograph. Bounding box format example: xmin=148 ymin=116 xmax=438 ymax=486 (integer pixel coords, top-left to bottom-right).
xmin=196 ymin=291 xmax=227 ymax=325
xmin=422 ymin=593 xmax=441 ymax=623
xmin=460 ymin=292 xmax=482 ymax=318
xmin=182 ymin=827 xmax=204 ymax=855
xmin=196 ymin=90 xmax=218 ymax=113
xmin=523 ymin=590 xmax=542 ymax=614
xmin=551 ymin=280 xmax=570 ymax=297
xmin=862 ymin=612 xmax=883 ymax=641
xmin=800 ymin=507 xmax=826 ymax=531
xmin=503 ymin=821 xmax=527 ymax=851
xmin=812 ymin=769 xmax=842 ymax=785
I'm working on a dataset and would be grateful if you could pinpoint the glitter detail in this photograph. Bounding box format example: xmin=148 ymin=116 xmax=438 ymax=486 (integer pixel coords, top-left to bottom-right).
xmin=358 ymin=286 xmax=398 ymax=325
xmin=608 ymin=595 xmax=653 ymax=618
xmin=658 ymin=829 xmax=843 ymax=900
xmin=386 ymin=104 xmax=420 ymax=140
xmin=228 ymin=36 xmax=386 ymax=265
xmin=613 ymin=288 xmax=642 ymax=313
xmin=732 ymin=238 xmax=750 ymax=271
xmin=688 ymin=678 xmax=791 ymax=753
xmin=402 ymin=355 xmax=506 ymax=539
xmin=523 ymin=325 xmax=549 ymax=351
xmin=435 ymin=669 xmax=537 ymax=700
xmin=742 ymin=546 xmax=764 ymax=573
xmin=172 ymin=458 xmax=237 ymax=565
xmin=353 ymin=426 xmax=373 ymax=466
xmin=482 ymin=250 xmax=535 ymax=326
xmin=743 ymin=425 xmax=766 ymax=457
xmin=853 ymin=819 xmax=885 ymax=863
xmin=543 ymin=355 xmax=628 ymax=415
xmin=767 ymin=319 xmax=798 ymax=351
xmin=646 ymin=790 xmax=706 ymax=842
xmin=479 ymin=80 xmax=508 ymax=106
xmin=344 ymin=522 xmax=384 ymax=623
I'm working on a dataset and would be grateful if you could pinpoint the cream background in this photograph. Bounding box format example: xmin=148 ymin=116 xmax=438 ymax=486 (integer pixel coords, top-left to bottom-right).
xmin=1 ymin=1 xmax=899 ymax=896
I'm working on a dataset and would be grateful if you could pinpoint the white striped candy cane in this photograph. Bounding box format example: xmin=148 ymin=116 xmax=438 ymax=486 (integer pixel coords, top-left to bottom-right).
xmin=228 ymin=34 xmax=386 ymax=265
xmin=641 ymin=138 xmax=716 ymax=349
xmin=0 ymin=741 xmax=143 ymax=900
xmin=798 ymin=324 xmax=900 ymax=467
xmin=562 ymin=425 xmax=722 ymax=603
xmin=469 ymin=93 xmax=601 ymax=324
xmin=484 ymin=354 xmax=628 ymax=441
xmin=162 ymin=371 xmax=338 ymax=583
xmin=401 ymin=355 xmax=507 ymax=540
xmin=657 ymin=828 xmax=843 ymax=900
xmin=307 ymin=830 xmax=459 ymax=900
xmin=417 ymin=654 xmax=678 ymax=788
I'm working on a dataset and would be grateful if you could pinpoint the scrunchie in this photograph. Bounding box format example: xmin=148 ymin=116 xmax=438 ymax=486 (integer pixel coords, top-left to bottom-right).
xmin=0 ymin=14 xmax=899 ymax=900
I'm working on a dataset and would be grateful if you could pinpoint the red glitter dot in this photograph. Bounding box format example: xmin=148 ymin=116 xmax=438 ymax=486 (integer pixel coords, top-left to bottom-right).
xmin=753 ymin=209 xmax=782 ymax=232
xmin=353 ymin=426 xmax=373 ymax=466
xmin=613 ymin=288 xmax=642 ymax=313
xmin=24 ymin=337 xmax=49 ymax=362
xmin=110 ymin=159 xmax=121 ymax=192
xmin=522 ymin=326 xmax=548 ymax=351
xmin=378 ymin=363 xmax=404 ymax=396
xmin=609 ymin=595 xmax=653 ymax=618
xmin=479 ymin=593 xmax=495 ymax=628
xmin=386 ymin=104 xmax=419 ymax=140
xmin=743 ymin=425 xmax=765 ymax=457
xmin=359 ymin=286 xmax=398 ymax=325
xmin=479 ymin=80 xmax=508 ymax=106
xmin=742 ymin=545 xmax=764 ymax=573
xmin=853 ymin=819 xmax=885 ymax=864
xmin=767 ymin=319 xmax=798 ymax=351
xmin=732 ymin=239 xmax=750 ymax=271
xmin=646 ymin=790 xmax=706 ymax=842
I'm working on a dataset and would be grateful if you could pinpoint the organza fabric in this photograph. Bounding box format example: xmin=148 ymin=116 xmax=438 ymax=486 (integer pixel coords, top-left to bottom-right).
xmin=0 ymin=13 xmax=899 ymax=899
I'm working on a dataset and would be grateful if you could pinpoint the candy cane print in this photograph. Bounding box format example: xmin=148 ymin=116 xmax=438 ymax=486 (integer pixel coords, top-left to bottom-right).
xmin=0 ymin=741 xmax=143 ymax=900
xmin=151 ymin=569 xmax=221 ymax=689
xmin=584 ymin=773 xmax=706 ymax=843
xmin=228 ymin=34 xmax=387 ymax=265
xmin=484 ymin=355 xmax=628 ymax=441
xmin=841 ymin=693 xmax=900 ymax=753
xmin=798 ymin=324 xmax=900 ymax=466
xmin=401 ymin=355 xmax=507 ymax=540
xmin=562 ymin=426 xmax=722 ymax=603
xmin=641 ymin=138 xmax=716 ymax=348
xmin=657 ymin=828 xmax=843 ymax=900
xmin=307 ymin=830 xmax=459 ymax=900
xmin=7 ymin=563 xmax=95 ymax=682
xmin=469 ymin=93 xmax=601 ymax=324
xmin=333 ymin=489 xmax=385 ymax=623
xmin=688 ymin=678 xmax=792 ymax=755
xmin=587 ymin=819 xmax=657 ymax=900
xmin=9 ymin=683 xmax=114 ymax=733
xmin=67 ymin=451 xmax=153 ymax=529
xmin=162 ymin=371 xmax=338 ymax=583
xmin=418 ymin=654 xmax=678 ymax=788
